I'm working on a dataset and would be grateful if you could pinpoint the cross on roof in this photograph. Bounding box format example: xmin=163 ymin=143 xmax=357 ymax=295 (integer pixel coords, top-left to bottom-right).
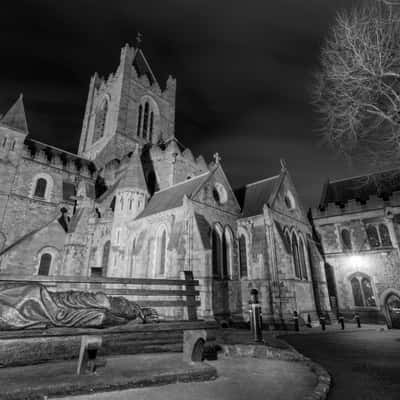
xmin=136 ymin=32 xmax=143 ymax=47
xmin=213 ymin=153 xmax=221 ymax=164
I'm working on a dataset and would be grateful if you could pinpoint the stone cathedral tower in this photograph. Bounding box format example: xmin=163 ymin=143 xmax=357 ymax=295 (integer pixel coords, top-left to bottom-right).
xmin=78 ymin=43 xmax=177 ymax=167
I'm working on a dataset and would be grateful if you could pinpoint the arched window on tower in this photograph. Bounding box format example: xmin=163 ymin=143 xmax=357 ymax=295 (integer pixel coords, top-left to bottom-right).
xmin=341 ymin=228 xmax=352 ymax=251
xmin=379 ymin=224 xmax=392 ymax=247
xmin=291 ymin=233 xmax=301 ymax=279
xmin=142 ymin=102 xmax=149 ymax=138
xmin=38 ymin=253 xmax=52 ymax=276
xmin=366 ymin=225 xmax=380 ymax=248
xmin=238 ymin=234 xmax=248 ymax=278
xmin=92 ymin=99 xmax=108 ymax=143
xmin=136 ymin=104 xmax=143 ymax=137
xmin=34 ymin=178 xmax=47 ymax=198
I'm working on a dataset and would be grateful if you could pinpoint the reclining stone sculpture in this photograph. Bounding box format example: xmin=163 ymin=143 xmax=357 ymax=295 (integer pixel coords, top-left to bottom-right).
xmin=0 ymin=282 xmax=157 ymax=330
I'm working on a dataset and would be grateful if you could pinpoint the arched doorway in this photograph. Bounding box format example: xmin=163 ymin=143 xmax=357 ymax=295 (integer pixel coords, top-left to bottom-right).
xmin=386 ymin=294 xmax=400 ymax=329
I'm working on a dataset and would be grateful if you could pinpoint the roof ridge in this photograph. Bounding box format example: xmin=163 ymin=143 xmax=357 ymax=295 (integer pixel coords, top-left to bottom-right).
xmin=245 ymin=175 xmax=280 ymax=187
xmin=26 ymin=138 xmax=92 ymax=162
xmin=154 ymin=172 xmax=210 ymax=194
xmin=329 ymin=167 xmax=400 ymax=184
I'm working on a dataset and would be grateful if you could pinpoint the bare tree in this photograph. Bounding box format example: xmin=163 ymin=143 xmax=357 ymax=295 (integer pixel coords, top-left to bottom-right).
xmin=312 ymin=0 xmax=400 ymax=170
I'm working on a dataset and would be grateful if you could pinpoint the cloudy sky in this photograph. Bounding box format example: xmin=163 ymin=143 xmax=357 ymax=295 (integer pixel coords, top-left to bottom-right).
xmin=0 ymin=0 xmax=360 ymax=207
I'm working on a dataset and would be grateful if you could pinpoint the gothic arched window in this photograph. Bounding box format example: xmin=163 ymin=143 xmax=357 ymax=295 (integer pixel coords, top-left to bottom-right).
xmin=137 ymin=104 xmax=143 ymax=137
xmin=34 ymin=178 xmax=47 ymax=198
xmin=223 ymin=228 xmax=234 ymax=279
xmin=149 ymin=111 xmax=154 ymax=142
xmin=379 ymin=224 xmax=392 ymax=247
xmin=38 ymin=253 xmax=52 ymax=276
xmin=142 ymin=102 xmax=149 ymax=138
xmin=366 ymin=225 xmax=380 ymax=248
xmin=299 ymin=237 xmax=308 ymax=280
xmin=351 ymin=275 xmax=376 ymax=307
xmin=238 ymin=234 xmax=248 ymax=278
xmin=92 ymin=99 xmax=108 ymax=143
xmin=341 ymin=228 xmax=352 ymax=251
xmin=157 ymin=229 xmax=167 ymax=275
xmin=351 ymin=277 xmax=364 ymax=306
xmin=291 ymin=233 xmax=301 ymax=279
xmin=212 ymin=227 xmax=223 ymax=278
xmin=361 ymin=277 xmax=376 ymax=306
xmin=101 ymin=240 xmax=111 ymax=275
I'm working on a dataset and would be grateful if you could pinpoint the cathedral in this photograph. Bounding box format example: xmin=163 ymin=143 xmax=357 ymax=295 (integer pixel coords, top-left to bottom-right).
xmin=0 ymin=43 xmax=332 ymax=326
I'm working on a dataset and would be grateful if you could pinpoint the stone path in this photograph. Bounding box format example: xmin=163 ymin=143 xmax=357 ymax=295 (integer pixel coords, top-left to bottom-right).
xmin=57 ymin=357 xmax=317 ymax=400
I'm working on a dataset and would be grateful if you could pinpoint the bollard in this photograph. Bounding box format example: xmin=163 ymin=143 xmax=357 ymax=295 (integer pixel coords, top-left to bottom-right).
xmin=320 ymin=315 xmax=326 ymax=331
xmin=355 ymin=313 xmax=361 ymax=328
xmin=338 ymin=315 xmax=345 ymax=330
xmin=293 ymin=311 xmax=299 ymax=332
xmin=307 ymin=313 xmax=312 ymax=328
xmin=249 ymin=289 xmax=263 ymax=342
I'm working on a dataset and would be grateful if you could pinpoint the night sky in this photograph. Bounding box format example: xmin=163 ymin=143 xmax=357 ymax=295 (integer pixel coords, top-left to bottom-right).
xmin=0 ymin=0 xmax=361 ymax=208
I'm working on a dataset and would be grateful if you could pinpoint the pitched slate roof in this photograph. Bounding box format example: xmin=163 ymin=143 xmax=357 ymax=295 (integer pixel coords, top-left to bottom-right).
xmin=118 ymin=147 xmax=147 ymax=192
xmin=235 ymin=175 xmax=280 ymax=218
xmin=1 ymin=94 xmax=28 ymax=134
xmin=0 ymin=215 xmax=64 ymax=256
xmin=320 ymin=168 xmax=400 ymax=208
xmin=136 ymin=172 xmax=210 ymax=219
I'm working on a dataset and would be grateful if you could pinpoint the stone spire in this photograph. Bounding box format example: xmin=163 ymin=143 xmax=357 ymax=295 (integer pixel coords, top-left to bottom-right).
xmin=118 ymin=145 xmax=148 ymax=193
xmin=1 ymin=94 xmax=29 ymax=134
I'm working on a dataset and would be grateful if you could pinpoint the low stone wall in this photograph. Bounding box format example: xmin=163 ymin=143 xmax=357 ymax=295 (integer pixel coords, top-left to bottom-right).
xmin=0 ymin=321 xmax=218 ymax=368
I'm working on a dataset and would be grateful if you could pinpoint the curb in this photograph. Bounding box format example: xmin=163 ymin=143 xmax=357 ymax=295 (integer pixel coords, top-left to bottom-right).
xmin=219 ymin=343 xmax=331 ymax=400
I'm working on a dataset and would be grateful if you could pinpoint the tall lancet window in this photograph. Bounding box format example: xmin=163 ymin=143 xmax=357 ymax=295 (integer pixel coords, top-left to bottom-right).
xmin=149 ymin=111 xmax=154 ymax=142
xmin=212 ymin=227 xmax=223 ymax=278
xmin=136 ymin=104 xmax=143 ymax=137
xmin=93 ymin=99 xmax=108 ymax=143
xmin=142 ymin=102 xmax=149 ymax=138
xmin=239 ymin=234 xmax=248 ymax=278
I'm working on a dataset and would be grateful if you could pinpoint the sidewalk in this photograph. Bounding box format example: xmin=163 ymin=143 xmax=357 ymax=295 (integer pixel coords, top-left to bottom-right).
xmin=56 ymin=357 xmax=317 ymax=400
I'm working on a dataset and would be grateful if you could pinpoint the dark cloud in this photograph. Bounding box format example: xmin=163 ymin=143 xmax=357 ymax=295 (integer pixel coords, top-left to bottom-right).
xmin=0 ymin=0 xmax=361 ymax=207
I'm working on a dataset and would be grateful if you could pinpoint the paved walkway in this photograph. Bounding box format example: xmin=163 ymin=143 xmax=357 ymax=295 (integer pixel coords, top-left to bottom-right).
xmin=282 ymin=329 xmax=400 ymax=400
xmin=57 ymin=357 xmax=316 ymax=400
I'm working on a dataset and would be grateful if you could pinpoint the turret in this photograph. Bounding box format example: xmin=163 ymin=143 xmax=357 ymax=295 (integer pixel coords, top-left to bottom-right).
xmin=0 ymin=94 xmax=29 ymax=165
xmin=115 ymin=145 xmax=149 ymax=219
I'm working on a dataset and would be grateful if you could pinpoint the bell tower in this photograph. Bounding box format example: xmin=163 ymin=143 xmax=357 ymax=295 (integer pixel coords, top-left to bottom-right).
xmin=78 ymin=37 xmax=176 ymax=167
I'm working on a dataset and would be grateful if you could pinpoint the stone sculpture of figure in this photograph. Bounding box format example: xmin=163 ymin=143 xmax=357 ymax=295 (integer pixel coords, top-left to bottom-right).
xmin=0 ymin=282 xmax=155 ymax=330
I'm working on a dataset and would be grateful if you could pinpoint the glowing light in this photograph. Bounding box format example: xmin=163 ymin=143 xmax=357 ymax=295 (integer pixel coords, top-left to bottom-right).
xmin=348 ymin=255 xmax=363 ymax=267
